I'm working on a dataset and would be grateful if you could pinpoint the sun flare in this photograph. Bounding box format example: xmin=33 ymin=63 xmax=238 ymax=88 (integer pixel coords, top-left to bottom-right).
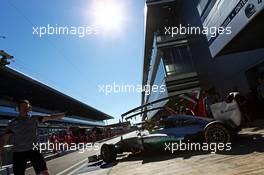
xmin=91 ymin=0 xmax=124 ymax=32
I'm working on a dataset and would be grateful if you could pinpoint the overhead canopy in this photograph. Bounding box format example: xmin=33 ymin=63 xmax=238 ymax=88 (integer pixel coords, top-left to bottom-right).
xmin=0 ymin=67 xmax=113 ymax=120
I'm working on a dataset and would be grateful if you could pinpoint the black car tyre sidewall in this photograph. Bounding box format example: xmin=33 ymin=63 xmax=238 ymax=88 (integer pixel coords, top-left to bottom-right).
xmin=101 ymin=144 xmax=117 ymax=163
xmin=204 ymin=124 xmax=231 ymax=143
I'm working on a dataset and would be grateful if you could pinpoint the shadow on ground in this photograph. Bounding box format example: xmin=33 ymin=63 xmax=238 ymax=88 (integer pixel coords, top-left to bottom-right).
xmin=85 ymin=127 xmax=264 ymax=172
xmin=101 ymin=132 xmax=264 ymax=168
xmin=221 ymin=133 xmax=264 ymax=155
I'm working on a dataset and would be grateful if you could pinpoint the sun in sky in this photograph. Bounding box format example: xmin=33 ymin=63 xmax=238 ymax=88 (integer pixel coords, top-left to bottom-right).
xmin=90 ymin=0 xmax=126 ymax=33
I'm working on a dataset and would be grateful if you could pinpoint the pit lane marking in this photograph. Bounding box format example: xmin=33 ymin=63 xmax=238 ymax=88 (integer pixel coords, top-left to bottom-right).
xmin=56 ymin=158 xmax=87 ymax=175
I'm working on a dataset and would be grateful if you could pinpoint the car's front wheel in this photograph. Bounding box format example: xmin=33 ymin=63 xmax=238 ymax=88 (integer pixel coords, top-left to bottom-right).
xmin=101 ymin=144 xmax=117 ymax=163
xmin=204 ymin=123 xmax=231 ymax=143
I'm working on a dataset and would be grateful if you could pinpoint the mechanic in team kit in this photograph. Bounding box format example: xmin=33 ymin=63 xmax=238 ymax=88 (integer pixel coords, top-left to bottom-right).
xmin=0 ymin=100 xmax=65 ymax=175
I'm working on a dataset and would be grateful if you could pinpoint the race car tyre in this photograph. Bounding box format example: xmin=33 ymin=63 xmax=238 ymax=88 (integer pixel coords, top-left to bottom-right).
xmin=101 ymin=144 xmax=117 ymax=163
xmin=204 ymin=123 xmax=231 ymax=143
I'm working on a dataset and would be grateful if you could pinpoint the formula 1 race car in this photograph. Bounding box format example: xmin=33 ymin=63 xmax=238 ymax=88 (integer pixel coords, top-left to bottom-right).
xmin=99 ymin=92 xmax=243 ymax=163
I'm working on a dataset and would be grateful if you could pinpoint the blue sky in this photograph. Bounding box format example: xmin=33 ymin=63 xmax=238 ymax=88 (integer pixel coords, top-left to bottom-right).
xmin=0 ymin=0 xmax=145 ymax=124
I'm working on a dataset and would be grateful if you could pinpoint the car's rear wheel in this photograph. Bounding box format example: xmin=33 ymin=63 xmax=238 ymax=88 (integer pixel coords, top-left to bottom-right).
xmin=101 ymin=144 xmax=117 ymax=163
xmin=204 ymin=124 xmax=231 ymax=143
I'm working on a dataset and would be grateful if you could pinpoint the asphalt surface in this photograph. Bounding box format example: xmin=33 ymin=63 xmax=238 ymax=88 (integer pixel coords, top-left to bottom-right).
xmin=26 ymin=122 xmax=264 ymax=175
xmin=25 ymin=131 xmax=138 ymax=175
xmin=72 ymin=125 xmax=264 ymax=175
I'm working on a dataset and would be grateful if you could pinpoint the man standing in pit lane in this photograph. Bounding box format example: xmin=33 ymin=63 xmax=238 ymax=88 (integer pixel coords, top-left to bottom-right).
xmin=0 ymin=100 xmax=65 ymax=175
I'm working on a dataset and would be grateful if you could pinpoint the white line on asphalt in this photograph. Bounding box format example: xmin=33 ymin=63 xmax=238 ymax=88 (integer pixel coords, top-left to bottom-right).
xmin=67 ymin=161 xmax=88 ymax=175
xmin=56 ymin=158 xmax=87 ymax=175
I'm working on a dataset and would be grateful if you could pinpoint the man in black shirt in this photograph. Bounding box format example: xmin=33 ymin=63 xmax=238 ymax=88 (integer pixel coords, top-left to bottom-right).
xmin=0 ymin=100 xmax=65 ymax=175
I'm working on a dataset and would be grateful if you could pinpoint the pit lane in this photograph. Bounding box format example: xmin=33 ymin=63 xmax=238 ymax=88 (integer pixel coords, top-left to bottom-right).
xmin=27 ymin=122 xmax=264 ymax=175
xmin=25 ymin=131 xmax=138 ymax=175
